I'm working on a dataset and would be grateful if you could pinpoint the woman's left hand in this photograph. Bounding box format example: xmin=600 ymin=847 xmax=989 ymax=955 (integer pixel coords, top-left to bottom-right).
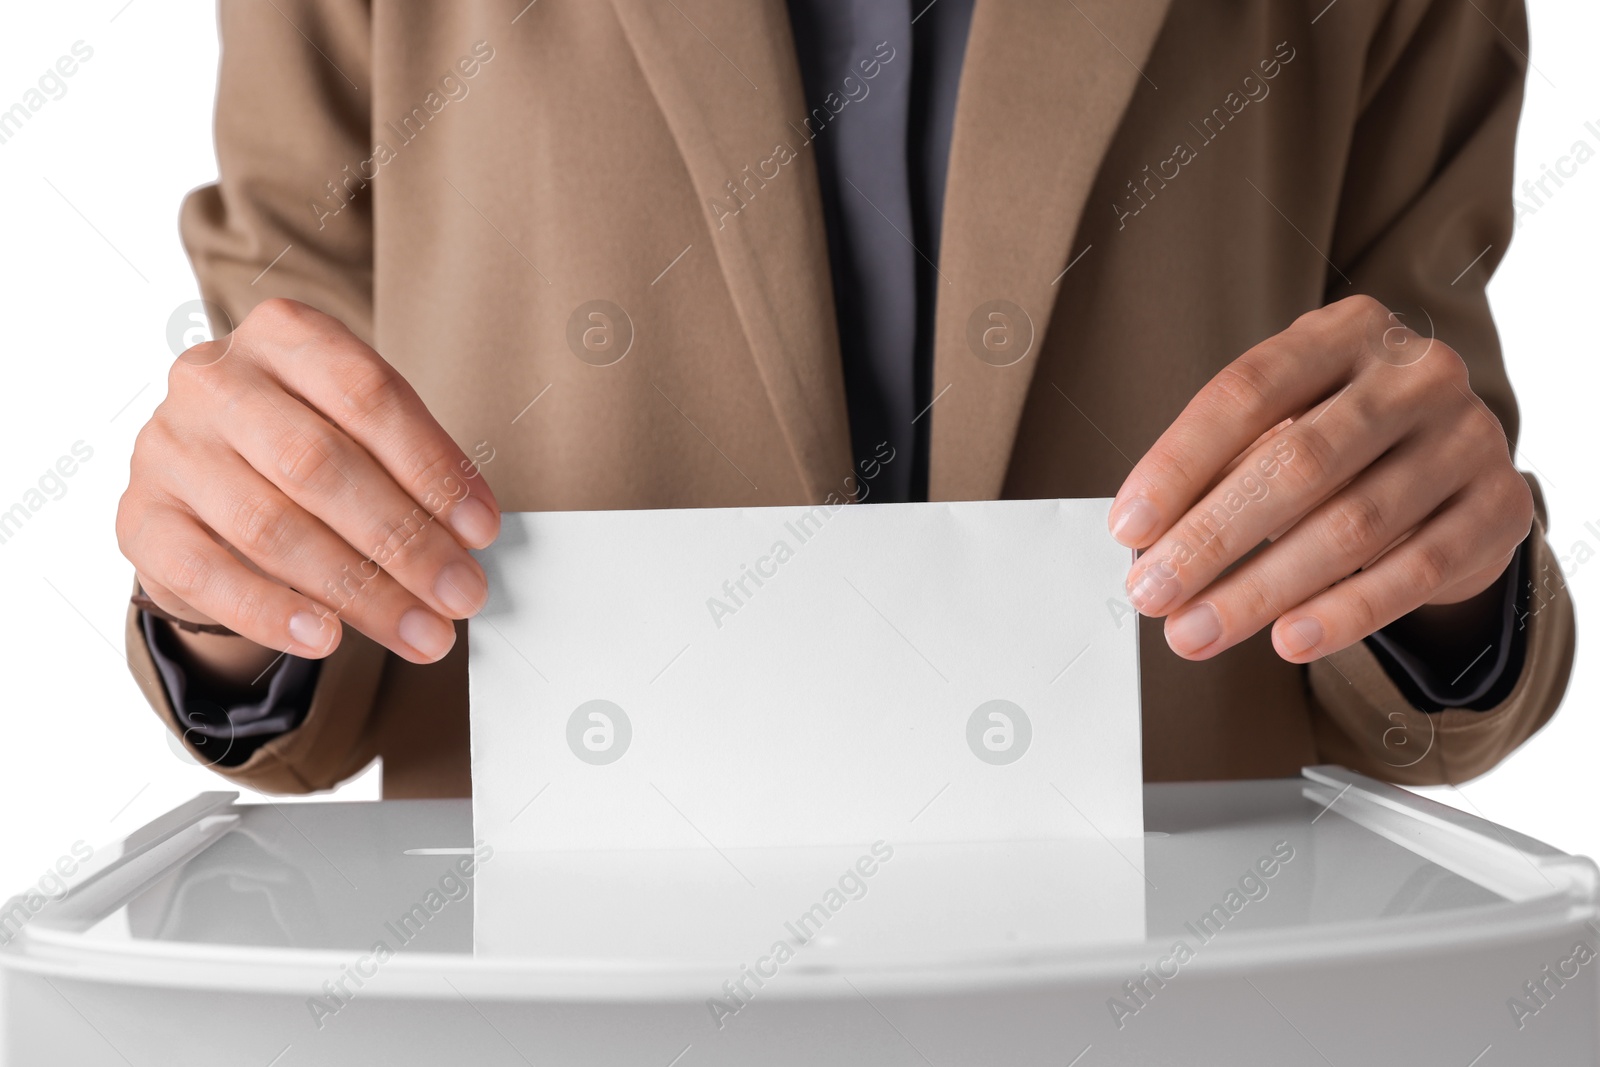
xmin=1109 ymin=295 xmax=1532 ymax=663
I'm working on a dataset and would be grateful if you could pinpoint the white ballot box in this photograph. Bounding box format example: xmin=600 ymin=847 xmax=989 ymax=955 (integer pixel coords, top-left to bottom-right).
xmin=2 ymin=766 xmax=1596 ymax=1065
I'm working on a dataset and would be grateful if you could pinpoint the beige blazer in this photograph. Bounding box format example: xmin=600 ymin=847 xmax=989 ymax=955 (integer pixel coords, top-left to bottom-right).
xmin=126 ymin=0 xmax=1574 ymax=797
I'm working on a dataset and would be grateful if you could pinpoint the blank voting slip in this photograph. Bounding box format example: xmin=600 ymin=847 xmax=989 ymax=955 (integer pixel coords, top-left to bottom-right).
xmin=468 ymin=498 xmax=1142 ymax=851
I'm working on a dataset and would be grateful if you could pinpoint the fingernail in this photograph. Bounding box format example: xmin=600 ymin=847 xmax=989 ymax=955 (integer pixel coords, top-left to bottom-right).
xmin=448 ymin=496 xmax=499 ymax=548
xmin=1167 ymin=603 xmax=1222 ymax=656
xmin=1128 ymin=566 xmax=1179 ymax=615
xmin=1277 ymin=617 xmax=1324 ymax=659
xmin=434 ymin=561 xmax=487 ymax=617
xmin=1110 ymin=497 xmax=1159 ymax=546
xmin=289 ymin=610 xmax=332 ymax=651
xmin=399 ymin=608 xmax=457 ymax=661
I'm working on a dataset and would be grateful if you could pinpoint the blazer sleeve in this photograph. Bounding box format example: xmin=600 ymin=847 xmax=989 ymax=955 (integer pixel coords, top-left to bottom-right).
xmin=1307 ymin=0 xmax=1576 ymax=784
xmin=125 ymin=0 xmax=392 ymax=793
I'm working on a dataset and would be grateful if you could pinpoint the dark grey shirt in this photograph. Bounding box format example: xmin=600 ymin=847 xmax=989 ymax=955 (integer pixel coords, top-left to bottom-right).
xmin=142 ymin=610 xmax=319 ymax=767
xmin=142 ymin=0 xmax=1522 ymax=753
xmin=786 ymin=0 xmax=974 ymax=501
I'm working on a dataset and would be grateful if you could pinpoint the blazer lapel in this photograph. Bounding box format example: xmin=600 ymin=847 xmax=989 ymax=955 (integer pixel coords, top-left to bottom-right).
xmin=930 ymin=0 xmax=1173 ymax=500
xmin=609 ymin=0 xmax=854 ymax=502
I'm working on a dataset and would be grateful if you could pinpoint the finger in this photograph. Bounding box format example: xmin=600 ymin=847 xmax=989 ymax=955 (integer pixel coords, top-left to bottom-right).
xmin=134 ymin=572 xmax=221 ymax=628
xmin=173 ymin=449 xmax=460 ymax=664
xmin=1216 ymin=416 xmax=1296 ymax=484
xmin=1256 ymin=359 xmax=1480 ymax=547
xmin=1157 ymin=437 xmax=1460 ymax=659
xmin=124 ymin=507 xmax=344 ymax=658
xmin=233 ymin=299 xmax=500 ymax=548
xmin=1271 ymin=484 xmax=1531 ymax=663
xmin=1214 ymin=417 xmax=1337 ymax=545
xmin=1108 ymin=299 xmax=1379 ymax=548
xmin=1123 ymin=382 xmax=1403 ymax=619
xmin=216 ymin=377 xmax=490 ymax=623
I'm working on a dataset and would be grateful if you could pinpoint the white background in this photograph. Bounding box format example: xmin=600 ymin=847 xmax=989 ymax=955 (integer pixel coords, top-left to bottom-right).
xmin=0 ymin=1 xmax=1594 ymax=896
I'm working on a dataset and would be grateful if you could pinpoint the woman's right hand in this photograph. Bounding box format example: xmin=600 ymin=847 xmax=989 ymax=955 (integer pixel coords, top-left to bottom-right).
xmin=118 ymin=298 xmax=501 ymax=670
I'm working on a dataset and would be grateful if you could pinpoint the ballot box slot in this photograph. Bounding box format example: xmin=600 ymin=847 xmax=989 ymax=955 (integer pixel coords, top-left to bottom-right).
xmin=402 ymin=847 xmax=476 ymax=856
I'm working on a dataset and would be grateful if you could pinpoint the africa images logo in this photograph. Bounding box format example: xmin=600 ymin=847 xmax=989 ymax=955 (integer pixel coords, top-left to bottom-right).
xmin=567 ymin=700 xmax=631 ymax=765
xmin=967 ymin=700 xmax=1032 ymax=765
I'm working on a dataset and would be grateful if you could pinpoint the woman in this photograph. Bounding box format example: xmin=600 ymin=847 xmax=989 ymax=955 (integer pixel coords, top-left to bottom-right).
xmin=119 ymin=0 xmax=1573 ymax=796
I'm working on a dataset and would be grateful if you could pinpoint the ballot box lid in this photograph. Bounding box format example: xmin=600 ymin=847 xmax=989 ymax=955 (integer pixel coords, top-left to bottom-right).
xmin=3 ymin=767 xmax=1595 ymax=1000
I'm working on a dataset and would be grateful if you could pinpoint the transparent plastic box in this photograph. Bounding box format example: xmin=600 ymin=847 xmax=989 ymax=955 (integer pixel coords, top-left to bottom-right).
xmin=2 ymin=766 xmax=1595 ymax=1065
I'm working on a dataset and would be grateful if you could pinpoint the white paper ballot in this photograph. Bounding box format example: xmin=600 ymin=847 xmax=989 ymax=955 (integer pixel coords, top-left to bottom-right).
xmin=469 ymin=498 xmax=1142 ymax=851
